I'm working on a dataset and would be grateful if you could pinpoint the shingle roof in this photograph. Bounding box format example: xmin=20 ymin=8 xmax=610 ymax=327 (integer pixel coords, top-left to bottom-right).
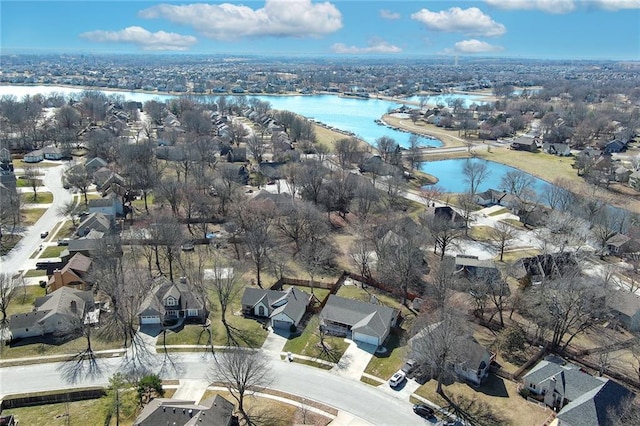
xmin=134 ymin=395 xmax=235 ymax=426
xmin=557 ymin=380 xmax=633 ymax=426
xmin=241 ymin=287 xmax=311 ymax=324
xmin=320 ymin=295 xmax=398 ymax=339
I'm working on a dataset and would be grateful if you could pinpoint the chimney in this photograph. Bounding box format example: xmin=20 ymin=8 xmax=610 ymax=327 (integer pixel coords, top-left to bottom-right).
xmin=70 ymin=300 xmax=77 ymax=313
xmin=179 ymin=276 xmax=187 ymax=284
xmin=53 ymin=270 xmax=63 ymax=288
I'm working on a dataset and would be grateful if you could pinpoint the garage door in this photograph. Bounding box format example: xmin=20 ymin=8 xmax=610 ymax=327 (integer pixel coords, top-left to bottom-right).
xmin=272 ymin=320 xmax=292 ymax=330
xmin=353 ymin=332 xmax=379 ymax=346
xmin=140 ymin=316 xmax=161 ymax=324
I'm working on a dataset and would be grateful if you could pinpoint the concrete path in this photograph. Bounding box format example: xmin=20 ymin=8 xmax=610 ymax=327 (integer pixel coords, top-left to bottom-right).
xmin=172 ymin=379 xmax=210 ymax=403
xmin=330 ymin=411 xmax=374 ymax=426
xmin=331 ymin=340 xmax=376 ymax=380
xmin=261 ymin=329 xmax=289 ymax=358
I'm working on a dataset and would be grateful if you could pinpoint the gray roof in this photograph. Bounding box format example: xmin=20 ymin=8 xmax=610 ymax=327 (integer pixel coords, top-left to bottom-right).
xmin=557 ymin=380 xmax=633 ymax=426
xmin=138 ymin=278 xmax=206 ymax=317
xmin=320 ymin=295 xmax=398 ymax=339
xmin=523 ymin=360 xmax=606 ymax=402
xmin=241 ymin=287 xmax=311 ymax=324
xmin=77 ymin=212 xmax=112 ymax=235
xmin=134 ymin=395 xmax=235 ymax=426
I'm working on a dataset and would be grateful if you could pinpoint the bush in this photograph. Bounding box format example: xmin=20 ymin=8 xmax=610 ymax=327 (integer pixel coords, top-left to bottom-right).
xmin=289 ymin=324 xmax=297 ymax=333
xmin=518 ymin=387 xmax=531 ymax=399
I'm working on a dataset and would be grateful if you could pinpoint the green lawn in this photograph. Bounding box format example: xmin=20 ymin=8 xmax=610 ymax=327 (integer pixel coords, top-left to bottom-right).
xmin=21 ymin=208 xmax=47 ymax=226
xmin=468 ymin=225 xmax=495 ymax=242
xmin=364 ymin=333 xmax=408 ymax=380
xmin=2 ymin=334 xmax=123 ymax=360
xmin=56 ymin=220 xmax=77 ymax=239
xmin=282 ymin=316 xmax=349 ymax=363
xmin=487 ymin=208 xmax=509 ymax=217
xmin=3 ymin=389 xmax=140 ymax=426
xmin=21 ymin=191 xmax=53 ymax=204
xmin=283 ymin=284 xmax=331 ymax=302
xmin=17 ymin=160 xmax=59 ymax=168
xmin=6 ymin=285 xmax=45 ymax=317
xmin=16 ymin=178 xmax=43 ymax=187
xmin=40 ymin=245 xmax=66 ymax=258
xmin=23 ymin=269 xmax=47 ymax=278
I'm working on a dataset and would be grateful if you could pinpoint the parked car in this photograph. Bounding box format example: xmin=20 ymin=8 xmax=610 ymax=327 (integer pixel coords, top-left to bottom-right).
xmin=57 ymin=239 xmax=70 ymax=246
xmin=413 ymin=403 xmax=435 ymax=418
xmin=40 ymin=231 xmax=49 ymax=239
xmin=389 ymin=371 xmax=406 ymax=388
xmin=181 ymin=242 xmax=195 ymax=251
xmin=401 ymin=359 xmax=417 ymax=375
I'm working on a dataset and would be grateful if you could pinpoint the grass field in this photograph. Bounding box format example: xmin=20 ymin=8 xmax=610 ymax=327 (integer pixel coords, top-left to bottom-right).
xmin=282 ymin=315 xmax=349 ymax=363
xmin=22 ymin=268 xmax=47 ymax=278
xmin=16 ymin=178 xmax=43 ymax=187
xmin=40 ymin=245 xmax=66 ymax=258
xmin=21 ymin=191 xmax=53 ymax=204
xmin=364 ymin=333 xmax=407 ymax=380
xmin=414 ymin=375 xmax=550 ymax=426
xmin=21 ymin=208 xmax=47 ymax=226
xmin=6 ymin=285 xmax=45 ymax=317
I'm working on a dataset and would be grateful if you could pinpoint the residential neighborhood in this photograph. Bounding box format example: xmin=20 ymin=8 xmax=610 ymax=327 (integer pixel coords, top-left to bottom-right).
xmin=0 ymin=52 xmax=639 ymax=426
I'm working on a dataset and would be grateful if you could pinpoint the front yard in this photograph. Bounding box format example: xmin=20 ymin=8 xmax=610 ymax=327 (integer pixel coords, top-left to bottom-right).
xmin=414 ymin=375 xmax=550 ymax=426
xmin=282 ymin=315 xmax=350 ymax=364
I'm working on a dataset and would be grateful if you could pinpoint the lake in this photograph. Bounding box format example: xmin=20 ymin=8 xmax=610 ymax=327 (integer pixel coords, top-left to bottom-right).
xmin=0 ymin=85 xmax=551 ymax=194
xmin=422 ymin=157 xmax=550 ymax=194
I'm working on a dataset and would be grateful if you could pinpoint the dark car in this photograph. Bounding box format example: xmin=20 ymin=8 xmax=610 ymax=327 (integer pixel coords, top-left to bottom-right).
xmin=57 ymin=239 xmax=70 ymax=246
xmin=40 ymin=231 xmax=49 ymax=239
xmin=413 ymin=403 xmax=435 ymax=418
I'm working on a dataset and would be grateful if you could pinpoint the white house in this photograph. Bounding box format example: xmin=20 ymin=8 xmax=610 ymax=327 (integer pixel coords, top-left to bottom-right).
xmin=23 ymin=149 xmax=44 ymax=163
xmin=241 ymin=287 xmax=314 ymax=331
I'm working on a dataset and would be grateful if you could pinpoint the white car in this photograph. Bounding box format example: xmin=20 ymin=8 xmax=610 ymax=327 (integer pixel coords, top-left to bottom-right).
xmin=389 ymin=371 xmax=406 ymax=388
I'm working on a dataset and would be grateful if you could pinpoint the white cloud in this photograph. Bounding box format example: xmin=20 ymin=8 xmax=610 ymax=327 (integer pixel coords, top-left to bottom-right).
xmin=450 ymin=39 xmax=505 ymax=54
xmin=590 ymin=0 xmax=640 ymax=10
xmin=331 ymin=39 xmax=402 ymax=54
xmin=411 ymin=7 xmax=506 ymax=37
xmin=80 ymin=26 xmax=197 ymax=51
xmin=380 ymin=9 xmax=401 ymax=20
xmin=139 ymin=0 xmax=343 ymax=40
xmin=485 ymin=0 xmax=639 ymax=13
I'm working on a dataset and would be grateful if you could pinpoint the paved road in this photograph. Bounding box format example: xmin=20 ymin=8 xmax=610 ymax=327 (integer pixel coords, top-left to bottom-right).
xmin=1 ymin=164 xmax=72 ymax=277
xmin=0 ymin=352 xmax=422 ymax=425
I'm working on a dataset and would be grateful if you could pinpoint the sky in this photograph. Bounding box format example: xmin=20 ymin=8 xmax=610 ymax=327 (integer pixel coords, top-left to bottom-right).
xmin=1 ymin=0 xmax=639 ymax=60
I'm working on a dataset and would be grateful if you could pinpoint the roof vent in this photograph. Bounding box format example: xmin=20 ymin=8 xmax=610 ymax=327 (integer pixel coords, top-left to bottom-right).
xmin=179 ymin=276 xmax=187 ymax=284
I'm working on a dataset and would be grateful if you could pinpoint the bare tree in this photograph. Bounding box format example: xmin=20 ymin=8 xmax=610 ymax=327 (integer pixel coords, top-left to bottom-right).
xmin=462 ymin=160 xmax=490 ymax=195
xmin=298 ymin=239 xmax=333 ymax=294
xmin=246 ymin=133 xmax=266 ymax=164
xmin=334 ymin=137 xmax=361 ymax=168
xmin=375 ymin=136 xmax=396 ymax=163
xmin=406 ymin=134 xmax=423 ymax=172
xmin=237 ymin=199 xmax=277 ymax=288
xmin=208 ymin=257 xmax=245 ymax=346
xmin=57 ymin=199 xmax=82 ymax=227
xmin=410 ymin=308 xmax=469 ymax=395
xmin=23 ymin=165 xmax=40 ymax=201
xmin=65 ymin=164 xmax=92 ymax=205
xmin=209 ymin=349 xmax=274 ymax=426
xmin=0 ymin=188 xmax=21 ymax=252
xmin=297 ymin=160 xmax=327 ymax=205
xmin=422 ymin=213 xmax=463 ymax=260
xmin=0 ymin=273 xmax=18 ymax=327
xmin=489 ymin=222 xmax=516 ymax=262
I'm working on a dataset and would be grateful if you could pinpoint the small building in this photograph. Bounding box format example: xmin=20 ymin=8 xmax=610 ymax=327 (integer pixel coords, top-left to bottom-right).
xmin=88 ymin=195 xmax=123 ymax=217
xmin=604 ymin=139 xmax=627 ymax=155
xmin=542 ymin=142 xmax=571 ymax=156
xmin=606 ymin=233 xmax=632 ymax=255
xmin=522 ymin=358 xmax=633 ymax=426
xmin=42 ymin=146 xmax=63 ymax=160
xmin=23 ymin=149 xmax=44 ymax=163
xmin=241 ymin=287 xmax=314 ymax=331
xmin=608 ymin=289 xmax=640 ymax=331
xmin=76 ymin=212 xmax=114 ymax=237
xmin=133 ymin=395 xmax=236 ymax=426
xmin=84 ymin=157 xmax=108 ymax=174
xmin=319 ymin=295 xmax=399 ymax=347
xmin=8 ymin=287 xmax=95 ymax=340
xmin=47 ymin=253 xmax=92 ymax=292
xmin=510 ymin=136 xmax=539 ymax=152
xmin=137 ymin=277 xmax=208 ymax=325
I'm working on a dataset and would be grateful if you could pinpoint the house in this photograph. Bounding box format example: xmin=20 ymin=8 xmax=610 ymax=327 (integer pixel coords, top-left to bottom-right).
xmin=522 ymin=358 xmax=633 ymax=426
xmin=241 ymin=287 xmax=315 ymax=331
xmin=137 ymin=277 xmax=208 ymax=325
xmin=23 ymin=149 xmax=44 ymax=163
xmin=472 ymin=189 xmax=508 ymax=207
xmin=604 ymin=139 xmax=627 ymax=155
xmin=409 ymin=326 xmax=495 ymax=386
xmin=510 ymin=136 xmax=539 ymax=152
xmin=454 ymin=255 xmax=500 ymax=280
xmin=88 ymin=195 xmax=123 ymax=216
xmin=319 ymin=295 xmax=399 ymax=347
xmin=543 ymin=142 xmax=571 ymax=156
xmin=61 ymin=230 xmax=107 ymax=261
xmin=8 ymin=287 xmax=95 ymax=340
xmin=433 ymin=206 xmax=466 ymax=228
xmin=84 ymin=157 xmax=108 ymax=175
xmin=606 ymin=233 xmax=632 ymax=255
xmin=76 ymin=212 xmax=114 ymax=237
xmin=0 ymin=147 xmax=11 ymax=163
xmin=41 ymin=145 xmax=63 ymax=160
xmin=134 ymin=395 xmax=236 ymax=426
xmin=607 ymin=290 xmax=640 ymax=331
xmin=517 ymin=253 xmax=578 ymax=283
xmin=47 ymin=253 xmax=93 ymax=292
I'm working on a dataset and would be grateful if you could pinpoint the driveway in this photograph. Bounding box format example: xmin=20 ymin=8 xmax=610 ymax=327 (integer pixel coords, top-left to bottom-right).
xmin=1 ymin=163 xmax=72 ymax=277
xmin=261 ymin=329 xmax=289 ymax=359
xmin=331 ymin=340 xmax=376 ymax=380
xmin=172 ymin=378 xmax=210 ymax=403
